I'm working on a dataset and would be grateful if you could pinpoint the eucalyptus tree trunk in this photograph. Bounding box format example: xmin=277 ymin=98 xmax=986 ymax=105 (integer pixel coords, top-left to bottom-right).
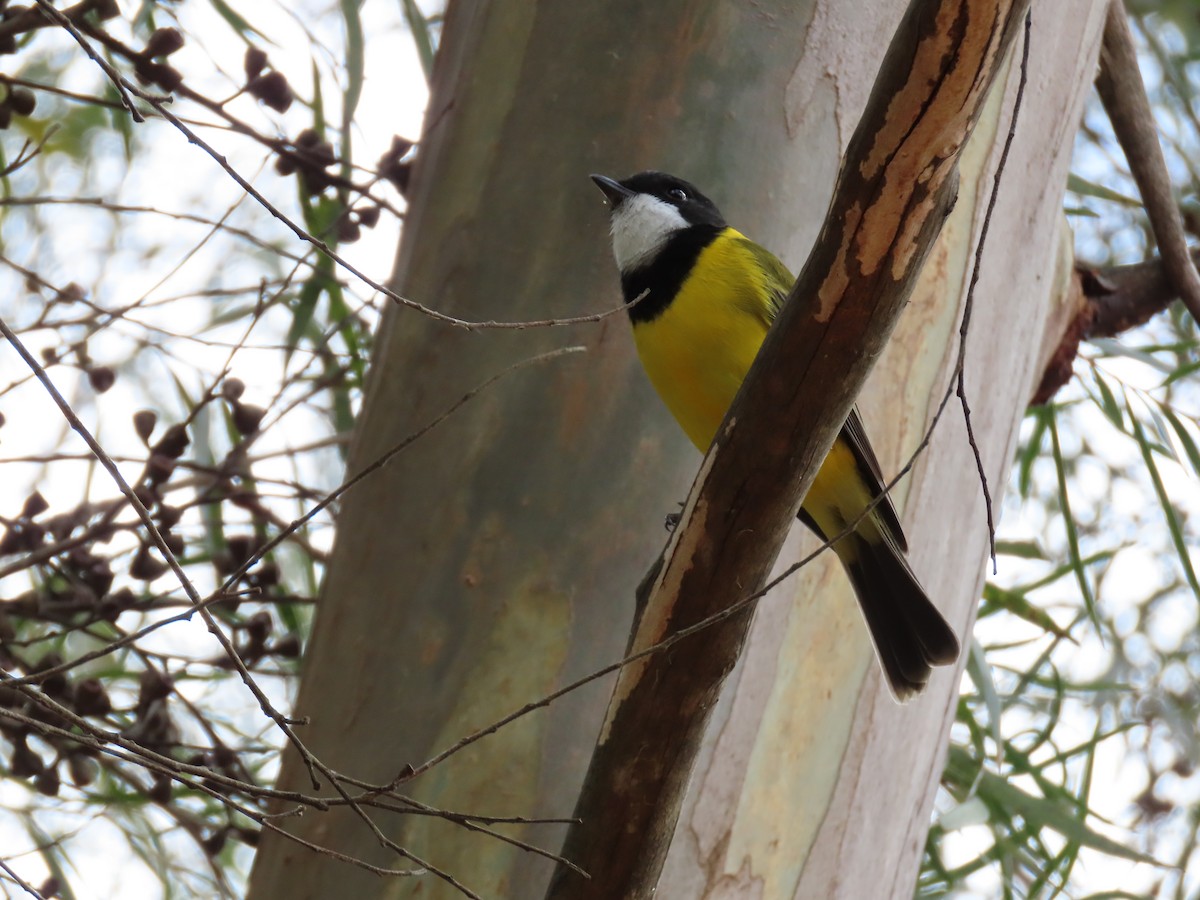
xmin=247 ymin=1 xmax=1105 ymax=898
xmin=655 ymin=4 xmax=1108 ymax=896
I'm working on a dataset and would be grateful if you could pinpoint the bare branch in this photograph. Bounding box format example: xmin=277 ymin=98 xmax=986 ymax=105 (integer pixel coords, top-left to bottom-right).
xmin=1096 ymin=0 xmax=1200 ymax=324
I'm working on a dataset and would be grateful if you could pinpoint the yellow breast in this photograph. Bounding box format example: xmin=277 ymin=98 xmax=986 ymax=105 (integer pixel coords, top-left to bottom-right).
xmin=629 ymin=226 xmax=877 ymax=547
xmin=631 ymin=229 xmax=773 ymax=452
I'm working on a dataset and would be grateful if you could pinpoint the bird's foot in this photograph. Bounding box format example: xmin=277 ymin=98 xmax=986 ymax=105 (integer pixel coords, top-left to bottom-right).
xmin=664 ymin=502 xmax=685 ymax=533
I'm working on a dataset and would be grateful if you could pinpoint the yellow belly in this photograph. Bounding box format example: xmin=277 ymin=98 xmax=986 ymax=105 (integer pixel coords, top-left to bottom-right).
xmin=632 ymin=295 xmax=759 ymax=453
xmin=632 ymin=232 xmax=873 ymax=549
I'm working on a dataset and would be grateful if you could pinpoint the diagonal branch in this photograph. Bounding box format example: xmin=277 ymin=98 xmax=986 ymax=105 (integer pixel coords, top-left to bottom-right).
xmin=545 ymin=1 xmax=1031 ymax=897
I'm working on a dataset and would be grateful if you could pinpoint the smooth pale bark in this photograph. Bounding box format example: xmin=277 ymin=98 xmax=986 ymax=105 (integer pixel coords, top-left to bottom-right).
xmin=657 ymin=4 xmax=1106 ymax=898
xmin=247 ymin=0 xmax=1102 ymax=898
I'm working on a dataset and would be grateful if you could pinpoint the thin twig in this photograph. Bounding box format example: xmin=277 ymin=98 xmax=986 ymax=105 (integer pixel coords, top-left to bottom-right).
xmin=364 ymin=793 xmax=587 ymax=876
xmin=216 ymin=346 xmax=586 ymax=594
xmin=138 ymin=95 xmax=633 ymax=332
xmin=31 ymin=0 xmax=151 ymax=121
xmin=0 ymin=312 xmax=314 ymax=731
xmin=0 ymin=698 xmax=485 ymax=889
xmin=956 ymin=8 xmax=1032 ymax=572
xmin=0 ymin=333 xmax=581 ymax=898
xmin=0 ymin=125 xmax=59 ymax=178
xmin=1 ymin=348 xmax=583 ymax=690
xmin=0 ymin=858 xmax=45 ymax=900
xmin=0 ymin=197 xmax=313 ymax=265
xmin=41 ymin=2 xmax=637 ymax=332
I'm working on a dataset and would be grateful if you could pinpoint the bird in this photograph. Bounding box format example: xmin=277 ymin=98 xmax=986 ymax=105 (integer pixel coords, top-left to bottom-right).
xmin=590 ymin=170 xmax=960 ymax=701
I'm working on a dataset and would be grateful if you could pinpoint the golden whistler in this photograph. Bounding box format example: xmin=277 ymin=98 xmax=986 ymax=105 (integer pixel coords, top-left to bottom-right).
xmin=591 ymin=171 xmax=960 ymax=701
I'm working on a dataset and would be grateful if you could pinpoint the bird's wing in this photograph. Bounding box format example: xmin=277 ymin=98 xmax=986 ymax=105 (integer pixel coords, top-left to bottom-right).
xmin=738 ymin=234 xmax=910 ymax=551
xmin=737 ymin=235 xmax=793 ymax=329
xmin=841 ymin=407 xmax=908 ymax=552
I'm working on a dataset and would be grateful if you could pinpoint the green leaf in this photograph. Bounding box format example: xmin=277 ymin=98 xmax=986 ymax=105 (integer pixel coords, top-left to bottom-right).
xmin=1088 ymin=338 xmax=1177 ymax=374
xmin=286 ymin=275 xmax=325 ymax=355
xmin=132 ymin=2 xmax=156 ymax=31
xmin=304 ymin=189 xmax=343 ymax=239
xmin=993 ymin=539 xmax=1046 ymax=560
xmin=1018 ymin=407 xmax=1048 ymax=499
xmin=1066 ymin=173 xmax=1141 ymax=207
xmin=340 ymin=0 xmax=366 ymax=141
xmin=977 ymin=770 xmax=1154 ymax=864
xmin=1127 ymin=395 xmax=1200 ymax=604
xmin=1090 ymin=367 xmax=1124 ymax=429
xmin=209 ymin=0 xmax=271 ymax=43
xmin=944 ymin=747 xmax=1156 ymax=865
xmin=981 ymin=583 xmax=1073 ymax=639
xmin=212 ymin=302 xmax=271 ymax=327
xmin=166 ymin=366 xmax=196 ymax=415
xmin=310 ymin=56 xmax=327 ymax=139
xmin=1145 ymin=403 xmax=1179 ymax=462
xmin=189 ymin=403 xmax=232 ymax=579
xmin=45 ymin=100 xmax=112 ymax=161
xmin=1048 ymin=407 xmax=1100 ymax=630
xmin=400 ymin=0 xmax=437 ymax=81
xmin=1160 ymin=356 xmax=1200 ymax=387
xmin=937 ymin=795 xmax=990 ymax=831
xmin=1042 ymin=723 xmax=1104 ymax=892
xmin=1156 ymin=402 xmax=1200 ymax=478
xmin=965 ymin=637 xmax=1003 ymax=761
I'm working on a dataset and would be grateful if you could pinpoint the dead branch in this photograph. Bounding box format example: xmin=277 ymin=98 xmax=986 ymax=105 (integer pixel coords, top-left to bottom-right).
xmin=1031 ymin=247 xmax=1200 ymax=404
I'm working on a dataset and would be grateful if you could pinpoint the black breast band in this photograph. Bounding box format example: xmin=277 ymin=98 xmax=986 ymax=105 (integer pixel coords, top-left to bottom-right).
xmin=621 ymin=225 xmax=723 ymax=324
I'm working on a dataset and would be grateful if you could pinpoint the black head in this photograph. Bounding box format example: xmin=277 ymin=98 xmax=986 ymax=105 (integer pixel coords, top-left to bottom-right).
xmin=590 ymin=171 xmax=726 ymax=274
xmin=590 ymin=171 xmax=726 ymax=229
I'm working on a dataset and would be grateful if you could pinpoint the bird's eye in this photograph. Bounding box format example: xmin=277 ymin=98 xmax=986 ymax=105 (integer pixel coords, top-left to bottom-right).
xmin=667 ymin=188 xmax=688 ymax=201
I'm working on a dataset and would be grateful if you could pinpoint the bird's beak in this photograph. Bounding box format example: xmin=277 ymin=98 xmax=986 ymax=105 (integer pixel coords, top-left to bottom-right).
xmin=590 ymin=174 xmax=634 ymax=211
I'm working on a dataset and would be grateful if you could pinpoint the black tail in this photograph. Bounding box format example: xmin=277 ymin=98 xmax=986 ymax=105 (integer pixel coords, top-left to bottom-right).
xmin=841 ymin=533 xmax=960 ymax=702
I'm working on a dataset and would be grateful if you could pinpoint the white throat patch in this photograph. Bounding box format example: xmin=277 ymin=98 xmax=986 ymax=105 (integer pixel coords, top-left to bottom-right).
xmin=609 ymin=194 xmax=689 ymax=273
